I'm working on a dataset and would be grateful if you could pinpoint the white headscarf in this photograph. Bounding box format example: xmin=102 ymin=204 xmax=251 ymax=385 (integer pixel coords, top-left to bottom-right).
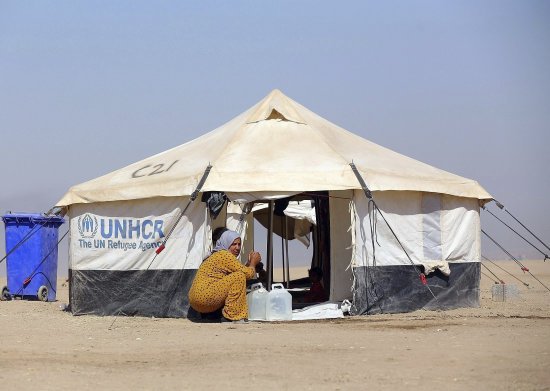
xmin=213 ymin=230 xmax=240 ymax=253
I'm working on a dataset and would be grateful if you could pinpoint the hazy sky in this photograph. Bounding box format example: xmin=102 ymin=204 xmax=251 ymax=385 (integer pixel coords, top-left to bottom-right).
xmin=1 ymin=1 xmax=549 ymax=276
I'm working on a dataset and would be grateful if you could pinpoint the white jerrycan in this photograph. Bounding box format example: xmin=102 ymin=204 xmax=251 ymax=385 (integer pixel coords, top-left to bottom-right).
xmin=247 ymin=283 xmax=268 ymax=320
xmin=266 ymin=283 xmax=292 ymax=321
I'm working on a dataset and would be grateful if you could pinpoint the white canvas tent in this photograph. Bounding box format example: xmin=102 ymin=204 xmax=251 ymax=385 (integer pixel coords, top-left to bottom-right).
xmin=57 ymin=89 xmax=492 ymax=317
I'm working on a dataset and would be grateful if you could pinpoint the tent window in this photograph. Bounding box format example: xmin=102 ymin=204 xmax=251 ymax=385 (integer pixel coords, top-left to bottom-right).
xmin=265 ymin=109 xmax=288 ymax=121
xmin=422 ymin=193 xmax=442 ymax=261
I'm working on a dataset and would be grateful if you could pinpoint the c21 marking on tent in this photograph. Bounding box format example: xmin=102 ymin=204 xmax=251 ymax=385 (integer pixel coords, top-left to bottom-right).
xmin=131 ymin=160 xmax=179 ymax=178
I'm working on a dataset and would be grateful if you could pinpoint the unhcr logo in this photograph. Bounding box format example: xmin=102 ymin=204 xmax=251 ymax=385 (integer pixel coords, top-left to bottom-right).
xmin=77 ymin=215 xmax=165 ymax=240
xmin=78 ymin=214 xmax=98 ymax=238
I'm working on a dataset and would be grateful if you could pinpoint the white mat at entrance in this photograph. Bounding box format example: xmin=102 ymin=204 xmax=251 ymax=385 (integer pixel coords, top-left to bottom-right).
xmin=291 ymin=301 xmax=350 ymax=321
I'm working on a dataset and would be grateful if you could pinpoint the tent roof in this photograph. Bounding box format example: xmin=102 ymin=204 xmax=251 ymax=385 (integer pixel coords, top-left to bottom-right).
xmin=56 ymin=89 xmax=492 ymax=207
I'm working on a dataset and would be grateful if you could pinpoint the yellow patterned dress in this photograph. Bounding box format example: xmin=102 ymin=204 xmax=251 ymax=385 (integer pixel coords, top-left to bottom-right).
xmin=188 ymin=250 xmax=255 ymax=320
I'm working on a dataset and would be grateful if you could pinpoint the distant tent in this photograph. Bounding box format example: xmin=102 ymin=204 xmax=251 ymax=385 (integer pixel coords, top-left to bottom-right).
xmin=57 ymin=89 xmax=492 ymax=317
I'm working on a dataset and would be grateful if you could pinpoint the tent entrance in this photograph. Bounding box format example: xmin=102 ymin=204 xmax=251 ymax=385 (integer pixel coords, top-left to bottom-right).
xmin=251 ymin=192 xmax=332 ymax=304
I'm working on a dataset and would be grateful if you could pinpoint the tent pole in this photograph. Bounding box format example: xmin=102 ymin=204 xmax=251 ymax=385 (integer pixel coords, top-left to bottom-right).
xmin=266 ymin=201 xmax=274 ymax=290
xmin=281 ymin=227 xmax=285 ymax=285
xmin=284 ymin=216 xmax=290 ymax=288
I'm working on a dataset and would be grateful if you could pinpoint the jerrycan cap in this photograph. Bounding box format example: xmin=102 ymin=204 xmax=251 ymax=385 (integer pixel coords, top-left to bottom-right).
xmin=250 ymin=282 xmax=265 ymax=291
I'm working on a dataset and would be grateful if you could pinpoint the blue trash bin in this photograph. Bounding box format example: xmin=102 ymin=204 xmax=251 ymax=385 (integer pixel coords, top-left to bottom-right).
xmin=2 ymin=213 xmax=65 ymax=301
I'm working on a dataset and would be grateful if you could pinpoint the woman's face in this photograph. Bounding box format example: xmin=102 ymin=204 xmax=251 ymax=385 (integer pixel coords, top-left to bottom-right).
xmin=228 ymin=237 xmax=241 ymax=257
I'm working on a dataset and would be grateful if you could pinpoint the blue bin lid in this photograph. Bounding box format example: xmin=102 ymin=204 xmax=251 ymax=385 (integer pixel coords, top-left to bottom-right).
xmin=2 ymin=213 xmax=65 ymax=226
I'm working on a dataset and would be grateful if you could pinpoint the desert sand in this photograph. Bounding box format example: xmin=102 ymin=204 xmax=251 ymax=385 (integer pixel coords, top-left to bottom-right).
xmin=1 ymin=260 xmax=549 ymax=391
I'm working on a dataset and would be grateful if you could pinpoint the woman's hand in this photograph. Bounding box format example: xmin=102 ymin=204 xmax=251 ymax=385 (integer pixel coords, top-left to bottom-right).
xmin=247 ymin=251 xmax=261 ymax=268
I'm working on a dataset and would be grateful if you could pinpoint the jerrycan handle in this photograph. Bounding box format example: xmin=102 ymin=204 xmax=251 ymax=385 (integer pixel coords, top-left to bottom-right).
xmin=250 ymin=282 xmax=264 ymax=291
xmin=271 ymin=283 xmax=284 ymax=290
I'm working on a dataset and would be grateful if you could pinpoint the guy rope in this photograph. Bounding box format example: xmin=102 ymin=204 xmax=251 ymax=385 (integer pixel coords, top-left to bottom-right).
xmin=349 ymin=162 xmax=438 ymax=302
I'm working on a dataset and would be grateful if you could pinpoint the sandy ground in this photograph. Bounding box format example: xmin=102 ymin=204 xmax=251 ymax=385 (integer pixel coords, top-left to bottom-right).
xmin=0 ymin=260 xmax=549 ymax=391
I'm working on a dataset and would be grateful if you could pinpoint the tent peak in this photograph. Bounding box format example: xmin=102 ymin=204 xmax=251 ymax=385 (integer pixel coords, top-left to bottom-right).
xmin=247 ymin=89 xmax=306 ymax=124
xmin=267 ymin=88 xmax=283 ymax=95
